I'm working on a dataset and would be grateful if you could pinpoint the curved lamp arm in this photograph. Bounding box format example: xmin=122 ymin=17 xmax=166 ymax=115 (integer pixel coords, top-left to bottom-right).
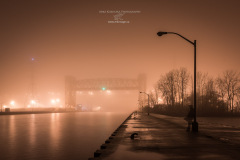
xmin=157 ymin=32 xmax=194 ymax=45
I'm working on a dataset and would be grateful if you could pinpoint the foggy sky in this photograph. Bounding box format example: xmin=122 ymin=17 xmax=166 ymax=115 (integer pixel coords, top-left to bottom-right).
xmin=1 ymin=0 xmax=240 ymax=110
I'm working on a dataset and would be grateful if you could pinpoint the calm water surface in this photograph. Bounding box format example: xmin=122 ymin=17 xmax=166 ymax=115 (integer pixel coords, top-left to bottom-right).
xmin=0 ymin=112 xmax=129 ymax=160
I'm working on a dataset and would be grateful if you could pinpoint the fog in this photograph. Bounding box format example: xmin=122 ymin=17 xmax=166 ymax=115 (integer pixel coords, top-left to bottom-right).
xmin=1 ymin=0 xmax=240 ymax=112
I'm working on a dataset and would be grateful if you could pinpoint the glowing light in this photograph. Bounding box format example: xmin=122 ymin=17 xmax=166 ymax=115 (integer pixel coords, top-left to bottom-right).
xmin=77 ymin=91 xmax=83 ymax=94
xmin=10 ymin=100 xmax=15 ymax=106
xmin=92 ymin=106 xmax=101 ymax=111
xmin=51 ymin=99 xmax=56 ymax=104
xmin=97 ymin=106 xmax=101 ymax=111
xmin=106 ymin=90 xmax=111 ymax=95
xmin=31 ymin=58 xmax=35 ymax=61
xmin=158 ymin=97 xmax=163 ymax=104
xmin=3 ymin=105 xmax=7 ymax=108
xmin=88 ymin=91 xmax=94 ymax=95
xmin=31 ymin=100 xmax=36 ymax=105
xmin=50 ymin=98 xmax=61 ymax=107
xmin=102 ymin=87 xmax=106 ymax=91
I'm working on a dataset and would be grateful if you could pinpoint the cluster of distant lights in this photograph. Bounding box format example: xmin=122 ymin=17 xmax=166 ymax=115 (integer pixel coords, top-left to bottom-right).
xmin=2 ymin=98 xmax=62 ymax=109
xmin=78 ymin=87 xmax=112 ymax=96
xmin=3 ymin=87 xmax=119 ymax=109
xmin=50 ymin=98 xmax=61 ymax=106
xmin=9 ymin=57 xmax=58 ymax=108
xmin=87 ymin=90 xmax=111 ymax=95
xmin=92 ymin=106 xmax=101 ymax=111
xmin=26 ymin=100 xmax=37 ymax=108
xmin=2 ymin=100 xmax=16 ymax=109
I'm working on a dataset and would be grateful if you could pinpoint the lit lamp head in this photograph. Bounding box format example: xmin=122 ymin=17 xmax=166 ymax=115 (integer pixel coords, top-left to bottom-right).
xmin=10 ymin=100 xmax=15 ymax=106
xmin=157 ymin=32 xmax=168 ymax=36
xmin=31 ymin=100 xmax=36 ymax=104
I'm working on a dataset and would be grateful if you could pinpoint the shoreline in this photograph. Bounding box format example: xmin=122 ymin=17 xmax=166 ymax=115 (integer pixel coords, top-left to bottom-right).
xmin=0 ymin=111 xmax=80 ymax=115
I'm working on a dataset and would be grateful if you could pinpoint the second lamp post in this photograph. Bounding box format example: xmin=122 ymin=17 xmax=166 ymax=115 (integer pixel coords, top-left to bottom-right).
xmin=140 ymin=91 xmax=150 ymax=115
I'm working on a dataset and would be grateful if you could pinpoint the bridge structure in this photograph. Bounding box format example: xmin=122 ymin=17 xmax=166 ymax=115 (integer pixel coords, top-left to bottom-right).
xmin=65 ymin=74 xmax=146 ymax=109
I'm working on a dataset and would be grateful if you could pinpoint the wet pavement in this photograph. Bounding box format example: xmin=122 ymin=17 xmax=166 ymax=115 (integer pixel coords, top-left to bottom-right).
xmin=89 ymin=113 xmax=240 ymax=160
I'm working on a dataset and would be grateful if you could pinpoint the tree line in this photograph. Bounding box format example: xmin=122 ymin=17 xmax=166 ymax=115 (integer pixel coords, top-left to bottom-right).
xmin=140 ymin=68 xmax=240 ymax=116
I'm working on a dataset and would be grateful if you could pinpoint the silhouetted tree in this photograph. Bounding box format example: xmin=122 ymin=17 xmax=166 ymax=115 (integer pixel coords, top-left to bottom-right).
xmin=216 ymin=77 xmax=226 ymax=102
xmin=158 ymin=70 xmax=177 ymax=107
xmin=204 ymin=78 xmax=219 ymax=113
xmin=197 ymin=72 xmax=208 ymax=106
xmin=179 ymin=68 xmax=189 ymax=107
xmin=149 ymin=93 xmax=155 ymax=107
xmin=158 ymin=75 xmax=170 ymax=106
xmin=217 ymin=70 xmax=240 ymax=112
xmin=154 ymin=68 xmax=240 ymax=116
xmin=157 ymin=68 xmax=189 ymax=108
xmin=153 ymin=84 xmax=159 ymax=105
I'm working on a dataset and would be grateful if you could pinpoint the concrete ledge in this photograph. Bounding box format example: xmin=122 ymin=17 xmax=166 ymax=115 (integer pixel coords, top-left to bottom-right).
xmin=89 ymin=112 xmax=240 ymax=160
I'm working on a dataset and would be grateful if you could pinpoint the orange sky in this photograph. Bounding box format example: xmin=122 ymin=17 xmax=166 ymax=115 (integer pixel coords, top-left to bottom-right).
xmin=1 ymin=0 xmax=240 ymax=109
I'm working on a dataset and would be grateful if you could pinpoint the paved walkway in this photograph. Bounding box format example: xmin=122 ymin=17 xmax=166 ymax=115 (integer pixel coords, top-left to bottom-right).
xmin=89 ymin=113 xmax=240 ymax=160
xmin=151 ymin=114 xmax=240 ymax=146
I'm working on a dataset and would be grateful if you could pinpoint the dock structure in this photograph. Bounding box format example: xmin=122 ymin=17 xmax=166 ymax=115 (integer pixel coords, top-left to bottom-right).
xmin=89 ymin=113 xmax=240 ymax=160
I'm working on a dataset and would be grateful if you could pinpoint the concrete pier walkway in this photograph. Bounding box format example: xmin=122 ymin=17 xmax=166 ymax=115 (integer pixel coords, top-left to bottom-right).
xmin=90 ymin=113 xmax=240 ymax=160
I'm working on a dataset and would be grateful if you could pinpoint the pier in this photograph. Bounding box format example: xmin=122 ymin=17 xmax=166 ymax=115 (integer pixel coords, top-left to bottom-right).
xmin=90 ymin=113 xmax=240 ymax=160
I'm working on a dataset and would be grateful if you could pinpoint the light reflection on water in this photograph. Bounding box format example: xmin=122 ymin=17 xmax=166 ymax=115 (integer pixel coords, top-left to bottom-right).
xmin=0 ymin=112 xmax=129 ymax=160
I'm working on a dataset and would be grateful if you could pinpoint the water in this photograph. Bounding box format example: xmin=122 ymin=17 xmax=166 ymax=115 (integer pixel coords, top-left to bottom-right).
xmin=198 ymin=117 xmax=240 ymax=128
xmin=0 ymin=112 xmax=130 ymax=160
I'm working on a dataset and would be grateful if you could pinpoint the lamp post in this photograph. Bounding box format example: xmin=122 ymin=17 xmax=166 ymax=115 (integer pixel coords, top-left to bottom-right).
xmin=139 ymin=91 xmax=150 ymax=115
xmin=157 ymin=31 xmax=198 ymax=132
xmin=31 ymin=57 xmax=37 ymax=107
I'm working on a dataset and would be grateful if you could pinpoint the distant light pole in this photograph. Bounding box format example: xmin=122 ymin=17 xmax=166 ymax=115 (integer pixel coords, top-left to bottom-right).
xmin=10 ymin=100 xmax=15 ymax=109
xmin=31 ymin=100 xmax=36 ymax=112
xmin=157 ymin=31 xmax=198 ymax=132
xmin=140 ymin=91 xmax=150 ymax=115
xmin=31 ymin=58 xmax=35 ymax=101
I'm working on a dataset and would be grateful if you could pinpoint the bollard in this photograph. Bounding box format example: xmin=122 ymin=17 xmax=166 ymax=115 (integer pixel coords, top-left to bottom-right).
xmin=105 ymin=139 xmax=110 ymax=144
xmin=94 ymin=150 xmax=101 ymax=157
xmin=90 ymin=113 xmax=131 ymax=159
xmin=100 ymin=144 xmax=107 ymax=149
xmin=130 ymin=133 xmax=138 ymax=140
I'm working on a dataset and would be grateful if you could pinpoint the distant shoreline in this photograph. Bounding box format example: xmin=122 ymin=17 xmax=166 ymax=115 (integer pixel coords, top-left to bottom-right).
xmin=0 ymin=111 xmax=80 ymax=115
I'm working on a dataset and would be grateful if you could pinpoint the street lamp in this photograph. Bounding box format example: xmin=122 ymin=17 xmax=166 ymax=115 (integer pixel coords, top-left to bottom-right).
xmin=139 ymin=91 xmax=150 ymax=115
xmin=10 ymin=101 xmax=15 ymax=111
xmin=10 ymin=100 xmax=15 ymax=106
xmin=157 ymin=31 xmax=198 ymax=132
xmin=31 ymin=100 xmax=36 ymax=112
xmin=31 ymin=57 xmax=35 ymax=104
